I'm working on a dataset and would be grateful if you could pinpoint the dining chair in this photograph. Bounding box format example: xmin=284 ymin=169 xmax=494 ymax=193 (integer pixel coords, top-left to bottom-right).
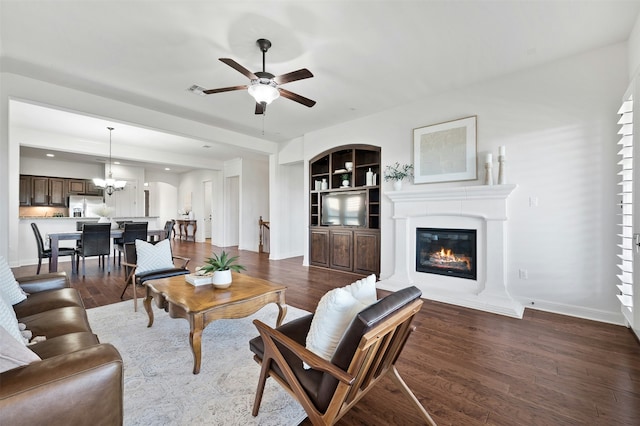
xmin=113 ymin=222 xmax=148 ymax=265
xmin=75 ymin=223 xmax=112 ymax=277
xmin=30 ymin=223 xmax=76 ymax=274
xmin=150 ymin=220 xmax=175 ymax=245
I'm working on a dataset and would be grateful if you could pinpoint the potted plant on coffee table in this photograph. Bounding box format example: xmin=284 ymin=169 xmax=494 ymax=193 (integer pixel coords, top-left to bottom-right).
xmin=200 ymin=251 xmax=246 ymax=288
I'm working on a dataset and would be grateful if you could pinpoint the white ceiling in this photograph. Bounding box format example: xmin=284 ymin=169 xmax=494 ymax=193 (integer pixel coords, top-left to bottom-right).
xmin=2 ymin=1 xmax=639 ymax=172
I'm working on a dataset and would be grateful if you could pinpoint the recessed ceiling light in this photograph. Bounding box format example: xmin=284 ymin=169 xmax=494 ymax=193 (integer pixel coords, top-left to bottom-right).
xmin=165 ymin=167 xmax=171 ymax=171
xmin=202 ymin=145 xmax=211 ymax=148
xmin=46 ymin=153 xmax=55 ymax=157
xmin=113 ymin=161 xmax=120 ymax=165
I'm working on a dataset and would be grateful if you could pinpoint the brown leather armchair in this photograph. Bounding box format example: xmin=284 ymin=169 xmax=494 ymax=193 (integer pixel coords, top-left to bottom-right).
xmin=249 ymin=286 xmax=436 ymax=425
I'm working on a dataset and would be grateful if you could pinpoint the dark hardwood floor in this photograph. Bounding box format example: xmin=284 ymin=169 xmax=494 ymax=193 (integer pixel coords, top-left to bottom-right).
xmin=12 ymin=240 xmax=640 ymax=425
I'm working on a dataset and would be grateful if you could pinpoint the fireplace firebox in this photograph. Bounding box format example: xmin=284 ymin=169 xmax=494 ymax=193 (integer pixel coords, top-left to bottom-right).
xmin=416 ymin=228 xmax=477 ymax=280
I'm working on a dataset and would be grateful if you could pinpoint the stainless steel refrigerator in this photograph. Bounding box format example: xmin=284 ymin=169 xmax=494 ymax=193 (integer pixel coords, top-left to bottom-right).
xmin=68 ymin=195 xmax=105 ymax=218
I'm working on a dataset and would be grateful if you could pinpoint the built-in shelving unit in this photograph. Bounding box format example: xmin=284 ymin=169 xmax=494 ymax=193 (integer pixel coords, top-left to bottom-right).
xmin=309 ymin=145 xmax=381 ymax=276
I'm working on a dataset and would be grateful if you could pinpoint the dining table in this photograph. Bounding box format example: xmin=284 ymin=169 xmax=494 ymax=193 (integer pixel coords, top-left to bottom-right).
xmin=47 ymin=228 xmax=165 ymax=272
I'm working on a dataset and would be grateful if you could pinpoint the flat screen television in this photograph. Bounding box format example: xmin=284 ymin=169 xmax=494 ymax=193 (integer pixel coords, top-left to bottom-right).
xmin=321 ymin=191 xmax=367 ymax=227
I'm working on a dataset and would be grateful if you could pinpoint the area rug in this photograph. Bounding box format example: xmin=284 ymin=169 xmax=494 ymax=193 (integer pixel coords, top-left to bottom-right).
xmin=87 ymin=300 xmax=309 ymax=425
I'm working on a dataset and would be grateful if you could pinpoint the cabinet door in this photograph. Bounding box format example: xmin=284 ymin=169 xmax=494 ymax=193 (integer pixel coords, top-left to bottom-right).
xmin=353 ymin=230 xmax=380 ymax=276
xmin=19 ymin=175 xmax=31 ymax=206
xmin=85 ymin=180 xmax=104 ymax=196
xmin=329 ymin=229 xmax=353 ymax=271
xmin=31 ymin=177 xmax=49 ymax=205
xmin=49 ymin=178 xmax=66 ymax=206
xmin=68 ymin=179 xmax=85 ymax=194
xmin=309 ymin=228 xmax=330 ymax=267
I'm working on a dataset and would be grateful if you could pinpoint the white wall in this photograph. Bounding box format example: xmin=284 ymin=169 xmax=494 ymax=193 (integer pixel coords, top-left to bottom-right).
xmin=178 ymin=169 xmax=219 ymax=243
xmin=148 ymin=181 xmax=178 ymax=227
xmin=301 ymin=43 xmax=627 ymax=323
xmin=629 ymin=12 xmax=640 ymax=79
xmin=20 ymin=155 xmax=103 ymax=179
xmin=239 ymin=157 xmax=269 ymax=252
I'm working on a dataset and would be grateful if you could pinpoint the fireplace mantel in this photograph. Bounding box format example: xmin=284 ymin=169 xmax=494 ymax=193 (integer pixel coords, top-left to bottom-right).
xmin=378 ymin=184 xmax=524 ymax=318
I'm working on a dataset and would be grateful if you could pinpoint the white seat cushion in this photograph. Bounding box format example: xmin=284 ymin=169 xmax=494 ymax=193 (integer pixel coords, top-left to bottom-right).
xmin=135 ymin=239 xmax=175 ymax=274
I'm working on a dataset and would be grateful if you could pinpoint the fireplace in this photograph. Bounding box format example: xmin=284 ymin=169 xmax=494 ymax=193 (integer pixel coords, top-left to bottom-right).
xmin=378 ymin=184 xmax=524 ymax=318
xmin=416 ymin=228 xmax=477 ymax=280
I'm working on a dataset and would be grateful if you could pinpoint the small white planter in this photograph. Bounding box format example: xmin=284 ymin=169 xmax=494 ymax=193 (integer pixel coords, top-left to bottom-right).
xmin=212 ymin=270 xmax=232 ymax=288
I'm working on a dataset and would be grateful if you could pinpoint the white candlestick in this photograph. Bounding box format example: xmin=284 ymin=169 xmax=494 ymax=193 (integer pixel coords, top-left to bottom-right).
xmin=499 ymin=145 xmax=506 ymax=157
xmin=486 ymin=153 xmax=492 ymax=164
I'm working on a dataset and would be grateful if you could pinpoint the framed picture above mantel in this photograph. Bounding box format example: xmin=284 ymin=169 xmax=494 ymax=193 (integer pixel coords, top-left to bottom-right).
xmin=413 ymin=116 xmax=477 ymax=184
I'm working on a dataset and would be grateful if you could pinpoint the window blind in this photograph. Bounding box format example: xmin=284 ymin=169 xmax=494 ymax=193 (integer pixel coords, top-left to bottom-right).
xmin=616 ymin=94 xmax=634 ymax=325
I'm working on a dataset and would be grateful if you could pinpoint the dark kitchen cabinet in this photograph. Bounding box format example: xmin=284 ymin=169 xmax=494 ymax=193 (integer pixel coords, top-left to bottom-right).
xmin=19 ymin=175 xmax=31 ymax=206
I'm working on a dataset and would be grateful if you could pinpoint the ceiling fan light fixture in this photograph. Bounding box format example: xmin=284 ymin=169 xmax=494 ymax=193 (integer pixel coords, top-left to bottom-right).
xmin=247 ymin=79 xmax=280 ymax=105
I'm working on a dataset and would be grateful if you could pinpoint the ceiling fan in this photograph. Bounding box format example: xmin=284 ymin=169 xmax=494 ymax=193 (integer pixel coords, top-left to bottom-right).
xmin=203 ymin=38 xmax=316 ymax=115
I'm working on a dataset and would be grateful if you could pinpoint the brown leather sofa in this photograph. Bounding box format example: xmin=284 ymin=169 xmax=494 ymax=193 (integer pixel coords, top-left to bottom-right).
xmin=0 ymin=272 xmax=123 ymax=426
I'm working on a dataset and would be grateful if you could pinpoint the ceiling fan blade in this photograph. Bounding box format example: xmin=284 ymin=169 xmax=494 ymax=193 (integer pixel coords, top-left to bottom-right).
xmin=255 ymin=102 xmax=265 ymax=115
xmin=279 ymin=88 xmax=316 ymax=108
xmin=219 ymin=58 xmax=258 ymax=80
xmin=202 ymin=85 xmax=247 ymax=95
xmin=273 ymin=68 xmax=314 ymax=85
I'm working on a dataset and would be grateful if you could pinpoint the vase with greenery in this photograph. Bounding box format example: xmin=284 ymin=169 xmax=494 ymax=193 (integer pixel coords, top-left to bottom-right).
xmin=200 ymin=251 xmax=246 ymax=288
xmin=383 ymin=162 xmax=413 ymax=190
xmin=341 ymin=173 xmax=350 ymax=187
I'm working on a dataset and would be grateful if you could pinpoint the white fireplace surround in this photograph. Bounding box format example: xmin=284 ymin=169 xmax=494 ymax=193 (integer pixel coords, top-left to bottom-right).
xmin=378 ymin=184 xmax=524 ymax=318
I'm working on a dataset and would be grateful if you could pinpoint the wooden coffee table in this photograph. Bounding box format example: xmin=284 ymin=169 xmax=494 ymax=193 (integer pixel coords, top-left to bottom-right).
xmin=143 ymin=272 xmax=287 ymax=374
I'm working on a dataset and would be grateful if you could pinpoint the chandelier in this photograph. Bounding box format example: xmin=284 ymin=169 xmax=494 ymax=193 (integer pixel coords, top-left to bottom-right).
xmin=93 ymin=126 xmax=126 ymax=196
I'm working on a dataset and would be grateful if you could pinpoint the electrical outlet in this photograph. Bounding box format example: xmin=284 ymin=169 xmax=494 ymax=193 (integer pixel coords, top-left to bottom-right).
xmin=519 ymin=269 xmax=528 ymax=279
xmin=529 ymin=196 xmax=538 ymax=207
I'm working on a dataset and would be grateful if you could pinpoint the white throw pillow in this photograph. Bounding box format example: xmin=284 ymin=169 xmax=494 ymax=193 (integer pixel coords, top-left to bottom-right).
xmin=0 ymin=256 xmax=27 ymax=305
xmin=304 ymin=275 xmax=378 ymax=367
xmin=0 ymin=293 xmax=25 ymax=346
xmin=135 ymin=239 xmax=175 ymax=274
xmin=0 ymin=326 xmax=41 ymax=373
xmin=343 ymin=274 xmax=378 ymax=305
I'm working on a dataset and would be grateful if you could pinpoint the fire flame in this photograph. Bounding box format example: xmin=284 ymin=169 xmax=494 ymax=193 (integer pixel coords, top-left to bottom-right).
xmin=428 ymin=247 xmax=471 ymax=270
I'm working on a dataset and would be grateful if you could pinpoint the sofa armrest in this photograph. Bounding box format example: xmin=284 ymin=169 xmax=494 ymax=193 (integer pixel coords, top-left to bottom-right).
xmin=0 ymin=344 xmax=123 ymax=426
xmin=15 ymin=272 xmax=70 ymax=294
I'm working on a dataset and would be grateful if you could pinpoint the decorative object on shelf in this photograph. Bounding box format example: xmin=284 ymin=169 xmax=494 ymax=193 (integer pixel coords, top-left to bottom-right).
xmin=413 ymin=116 xmax=477 ymax=184
xmin=93 ymin=127 xmax=126 ymax=196
xmin=345 ymin=162 xmax=353 ymax=171
xmin=366 ymin=168 xmax=374 ymax=186
xmin=178 ymin=208 xmax=191 ymax=219
xmin=321 ymin=178 xmax=328 ymax=190
xmin=384 ymin=162 xmax=413 ymax=191
xmin=341 ymin=173 xmax=350 ymax=187
xmin=94 ymin=204 xmax=118 ymax=229
xmin=484 ymin=153 xmax=494 ymax=186
xmin=199 ymin=251 xmax=246 ymax=289
xmin=315 ymin=180 xmax=321 ymax=191
xmin=497 ymin=145 xmax=506 ymax=185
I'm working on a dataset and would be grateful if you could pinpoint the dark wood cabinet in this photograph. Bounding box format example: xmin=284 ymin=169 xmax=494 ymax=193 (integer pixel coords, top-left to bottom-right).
xmin=309 ymin=228 xmax=329 ymax=267
xmin=19 ymin=175 xmax=31 ymax=206
xmin=68 ymin=179 xmax=86 ymax=194
xmin=329 ymin=229 xmax=353 ymax=271
xmin=85 ymin=180 xmax=103 ymax=196
xmin=21 ymin=175 xmax=103 ymax=206
xmin=309 ymin=145 xmax=381 ymax=276
xmin=49 ymin=178 xmax=66 ymax=206
xmin=31 ymin=176 xmax=49 ymax=205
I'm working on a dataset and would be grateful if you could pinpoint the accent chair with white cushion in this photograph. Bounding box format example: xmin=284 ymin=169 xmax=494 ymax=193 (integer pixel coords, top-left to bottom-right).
xmin=120 ymin=239 xmax=190 ymax=310
xmin=249 ymin=282 xmax=436 ymax=425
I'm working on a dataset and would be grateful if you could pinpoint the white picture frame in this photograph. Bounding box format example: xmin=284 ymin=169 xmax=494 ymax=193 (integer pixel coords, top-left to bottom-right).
xmin=413 ymin=116 xmax=477 ymax=184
